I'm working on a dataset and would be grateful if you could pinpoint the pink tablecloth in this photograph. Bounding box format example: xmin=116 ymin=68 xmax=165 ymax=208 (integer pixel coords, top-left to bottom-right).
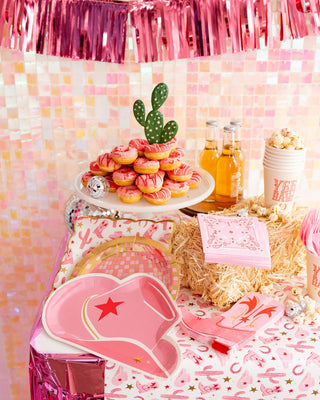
xmin=29 ymin=233 xmax=320 ymax=400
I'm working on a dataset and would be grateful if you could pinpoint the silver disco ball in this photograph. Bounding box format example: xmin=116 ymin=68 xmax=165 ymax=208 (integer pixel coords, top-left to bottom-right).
xmin=64 ymin=193 xmax=120 ymax=233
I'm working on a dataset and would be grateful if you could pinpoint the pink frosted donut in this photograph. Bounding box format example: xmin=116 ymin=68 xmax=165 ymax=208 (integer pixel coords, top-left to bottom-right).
xmin=129 ymin=138 xmax=149 ymax=156
xmin=90 ymin=161 xmax=107 ymax=176
xmin=157 ymin=169 xmax=166 ymax=179
xmin=144 ymin=187 xmax=171 ymax=205
xmin=81 ymin=171 xmax=94 ymax=187
xmin=111 ymin=145 xmax=138 ymax=164
xmin=167 ymin=163 xmax=193 ymax=182
xmin=163 ymin=178 xmax=189 ymax=197
xmin=105 ymin=175 xmax=119 ymax=193
xmin=167 ymin=136 xmax=178 ymax=151
xmin=135 ymin=173 xmax=164 ymax=194
xmin=187 ymin=171 xmax=202 ymax=189
xmin=112 ymin=167 xmax=139 ymax=186
xmin=117 ymin=185 xmax=142 ymax=204
xmin=174 ymin=146 xmax=185 ymax=158
xmin=97 ymin=152 xmax=121 ymax=172
xmin=159 ymin=149 xmax=183 ymax=171
xmin=144 ymin=143 xmax=171 ymax=160
xmin=133 ymin=157 xmax=160 ymax=174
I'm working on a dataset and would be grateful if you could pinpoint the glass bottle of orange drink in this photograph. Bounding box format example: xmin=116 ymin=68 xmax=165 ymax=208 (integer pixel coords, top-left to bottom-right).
xmin=230 ymin=120 xmax=244 ymax=200
xmin=199 ymin=120 xmax=219 ymax=202
xmin=215 ymin=125 xmax=240 ymax=209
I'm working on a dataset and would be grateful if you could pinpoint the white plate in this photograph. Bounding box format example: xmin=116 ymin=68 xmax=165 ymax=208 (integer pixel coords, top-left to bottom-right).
xmin=74 ymin=167 xmax=215 ymax=214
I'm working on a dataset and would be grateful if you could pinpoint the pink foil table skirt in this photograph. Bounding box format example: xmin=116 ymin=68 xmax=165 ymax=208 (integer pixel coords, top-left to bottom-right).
xmin=30 ymin=234 xmax=320 ymax=399
xmin=29 ymin=347 xmax=106 ymax=399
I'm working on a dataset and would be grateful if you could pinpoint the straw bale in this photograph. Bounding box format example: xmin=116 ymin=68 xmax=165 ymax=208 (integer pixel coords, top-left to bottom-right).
xmin=172 ymin=196 xmax=307 ymax=308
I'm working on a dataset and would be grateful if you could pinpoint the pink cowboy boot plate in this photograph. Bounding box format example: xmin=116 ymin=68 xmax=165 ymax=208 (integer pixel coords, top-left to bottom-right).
xmin=180 ymin=292 xmax=284 ymax=353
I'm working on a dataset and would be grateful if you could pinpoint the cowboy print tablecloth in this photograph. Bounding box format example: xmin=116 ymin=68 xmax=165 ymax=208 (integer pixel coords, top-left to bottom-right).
xmin=30 ymin=274 xmax=320 ymax=400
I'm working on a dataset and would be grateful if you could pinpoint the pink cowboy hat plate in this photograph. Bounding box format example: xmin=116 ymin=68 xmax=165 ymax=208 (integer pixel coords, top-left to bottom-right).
xmin=42 ymin=273 xmax=182 ymax=378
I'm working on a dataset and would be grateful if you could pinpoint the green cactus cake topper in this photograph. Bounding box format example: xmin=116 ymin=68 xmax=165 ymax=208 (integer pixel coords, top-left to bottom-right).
xmin=133 ymin=83 xmax=178 ymax=144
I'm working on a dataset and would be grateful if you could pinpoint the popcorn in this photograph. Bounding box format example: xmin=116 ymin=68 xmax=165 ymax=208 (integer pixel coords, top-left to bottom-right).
xmin=285 ymin=294 xmax=320 ymax=325
xmin=269 ymin=213 xmax=278 ymax=222
xmin=282 ymin=136 xmax=291 ymax=147
xmin=268 ymin=131 xmax=284 ymax=148
xmin=268 ymin=128 xmax=304 ymax=150
xmin=256 ymin=206 xmax=268 ymax=217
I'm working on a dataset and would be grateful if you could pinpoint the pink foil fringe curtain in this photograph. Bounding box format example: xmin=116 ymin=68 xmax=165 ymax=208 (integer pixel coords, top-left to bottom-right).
xmin=0 ymin=0 xmax=320 ymax=63
xmin=130 ymin=0 xmax=320 ymax=62
xmin=0 ymin=0 xmax=128 ymax=63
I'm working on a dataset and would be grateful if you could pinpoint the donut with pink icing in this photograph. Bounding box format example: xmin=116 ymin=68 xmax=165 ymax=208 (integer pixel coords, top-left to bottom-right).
xmin=105 ymin=175 xmax=119 ymax=193
xmin=97 ymin=152 xmax=121 ymax=172
xmin=117 ymin=185 xmax=142 ymax=204
xmin=90 ymin=161 xmax=107 ymax=176
xmin=174 ymin=146 xmax=185 ymax=158
xmin=144 ymin=143 xmax=171 ymax=160
xmin=167 ymin=136 xmax=178 ymax=151
xmin=163 ymin=178 xmax=189 ymax=197
xmin=112 ymin=167 xmax=139 ymax=186
xmin=157 ymin=169 xmax=166 ymax=179
xmin=133 ymin=157 xmax=160 ymax=174
xmin=111 ymin=145 xmax=138 ymax=164
xmin=167 ymin=163 xmax=193 ymax=182
xmin=187 ymin=171 xmax=202 ymax=189
xmin=129 ymin=138 xmax=149 ymax=156
xmin=135 ymin=173 xmax=164 ymax=193
xmin=159 ymin=149 xmax=183 ymax=171
xmin=144 ymin=187 xmax=171 ymax=205
xmin=81 ymin=171 xmax=95 ymax=187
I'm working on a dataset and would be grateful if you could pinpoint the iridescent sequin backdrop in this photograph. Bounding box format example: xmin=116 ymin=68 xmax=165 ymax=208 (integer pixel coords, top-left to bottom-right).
xmin=1 ymin=33 xmax=320 ymax=399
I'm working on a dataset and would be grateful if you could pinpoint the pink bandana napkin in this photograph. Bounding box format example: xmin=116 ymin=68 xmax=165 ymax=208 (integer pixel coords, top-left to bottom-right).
xmin=197 ymin=214 xmax=271 ymax=269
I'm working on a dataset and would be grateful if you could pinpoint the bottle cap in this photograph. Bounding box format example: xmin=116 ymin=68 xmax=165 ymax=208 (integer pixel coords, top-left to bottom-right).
xmin=230 ymin=120 xmax=242 ymax=127
xmin=223 ymin=125 xmax=236 ymax=132
xmin=206 ymin=120 xmax=218 ymax=127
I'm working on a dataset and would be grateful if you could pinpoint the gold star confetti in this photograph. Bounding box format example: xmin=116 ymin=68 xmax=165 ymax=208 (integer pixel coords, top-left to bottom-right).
xmin=126 ymin=227 xmax=132 ymax=233
xmin=77 ymin=222 xmax=83 ymax=228
xmin=126 ymin=384 xmax=133 ymax=389
xmin=310 ymin=338 xmax=317 ymax=342
xmin=312 ymin=390 xmax=319 ymax=395
xmin=286 ymin=379 xmax=292 ymax=384
xmin=188 ymin=386 xmax=195 ymax=391
xmin=224 ymin=377 xmax=231 ymax=382
xmin=134 ymin=357 xmax=142 ymax=363
xmin=281 ymin=331 xmax=287 ymax=335
xmin=250 ymin=387 xmax=257 ymax=392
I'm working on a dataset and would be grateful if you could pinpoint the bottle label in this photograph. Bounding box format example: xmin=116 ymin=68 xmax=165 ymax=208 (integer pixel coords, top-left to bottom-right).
xmin=230 ymin=172 xmax=240 ymax=197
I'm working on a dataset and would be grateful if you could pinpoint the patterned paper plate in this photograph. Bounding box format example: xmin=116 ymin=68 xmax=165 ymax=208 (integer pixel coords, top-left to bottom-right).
xmin=53 ymin=216 xmax=176 ymax=290
xmin=71 ymin=236 xmax=180 ymax=299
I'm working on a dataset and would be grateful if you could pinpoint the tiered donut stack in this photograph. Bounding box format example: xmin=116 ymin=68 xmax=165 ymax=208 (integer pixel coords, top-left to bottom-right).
xmin=81 ymin=83 xmax=201 ymax=206
xmin=81 ymin=137 xmax=201 ymax=205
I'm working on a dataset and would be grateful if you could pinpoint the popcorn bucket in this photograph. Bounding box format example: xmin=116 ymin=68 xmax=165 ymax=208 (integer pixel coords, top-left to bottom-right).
xmin=263 ymin=138 xmax=306 ymax=211
xmin=306 ymin=250 xmax=320 ymax=303
xmin=263 ymin=165 xmax=302 ymax=211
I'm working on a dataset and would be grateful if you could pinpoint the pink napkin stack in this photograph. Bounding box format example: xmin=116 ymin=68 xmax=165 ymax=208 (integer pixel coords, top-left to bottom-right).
xmin=197 ymin=214 xmax=271 ymax=269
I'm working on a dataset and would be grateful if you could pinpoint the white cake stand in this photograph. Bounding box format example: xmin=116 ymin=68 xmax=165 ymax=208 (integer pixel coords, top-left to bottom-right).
xmin=74 ymin=167 xmax=214 ymax=218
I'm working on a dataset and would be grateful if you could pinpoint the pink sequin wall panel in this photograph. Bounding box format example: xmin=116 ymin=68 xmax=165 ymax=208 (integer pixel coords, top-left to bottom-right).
xmin=1 ymin=37 xmax=320 ymax=399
